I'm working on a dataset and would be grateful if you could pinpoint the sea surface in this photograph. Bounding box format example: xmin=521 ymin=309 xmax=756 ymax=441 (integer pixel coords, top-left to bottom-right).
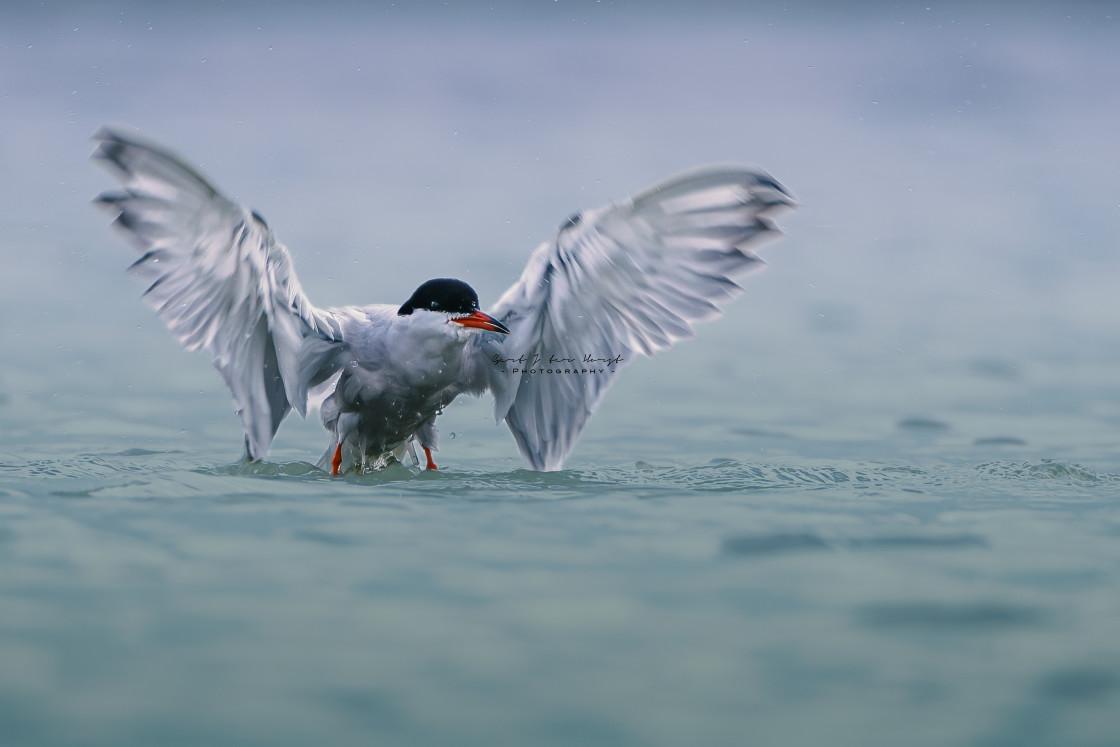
xmin=2 ymin=2 xmax=1120 ymax=745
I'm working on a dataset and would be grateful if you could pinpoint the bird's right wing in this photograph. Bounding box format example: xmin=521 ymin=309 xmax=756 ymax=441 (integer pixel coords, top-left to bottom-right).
xmin=93 ymin=128 xmax=344 ymax=460
xmin=485 ymin=167 xmax=795 ymax=471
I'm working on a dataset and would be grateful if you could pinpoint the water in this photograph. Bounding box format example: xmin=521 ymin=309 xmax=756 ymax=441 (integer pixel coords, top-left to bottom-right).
xmin=2 ymin=2 xmax=1120 ymax=745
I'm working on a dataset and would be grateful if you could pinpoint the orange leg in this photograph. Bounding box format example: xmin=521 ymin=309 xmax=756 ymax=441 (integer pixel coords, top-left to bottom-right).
xmin=331 ymin=443 xmax=343 ymax=476
xmin=422 ymin=446 xmax=438 ymax=471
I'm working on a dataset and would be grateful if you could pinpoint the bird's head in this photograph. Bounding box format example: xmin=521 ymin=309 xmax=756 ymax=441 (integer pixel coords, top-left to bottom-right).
xmin=397 ymin=278 xmax=510 ymax=335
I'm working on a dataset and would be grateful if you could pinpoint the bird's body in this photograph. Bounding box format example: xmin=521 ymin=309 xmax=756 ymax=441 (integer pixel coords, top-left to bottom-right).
xmin=315 ymin=301 xmax=494 ymax=472
xmin=93 ymin=128 xmax=794 ymax=472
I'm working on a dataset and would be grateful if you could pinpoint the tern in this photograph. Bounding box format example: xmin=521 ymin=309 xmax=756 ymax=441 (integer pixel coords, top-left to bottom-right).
xmin=93 ymin=128 xmax=794 ymax=473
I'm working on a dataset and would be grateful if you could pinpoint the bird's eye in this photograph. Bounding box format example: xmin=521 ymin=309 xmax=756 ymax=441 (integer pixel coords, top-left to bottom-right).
xmin=430 ymin=301 xmax=438 ymax=309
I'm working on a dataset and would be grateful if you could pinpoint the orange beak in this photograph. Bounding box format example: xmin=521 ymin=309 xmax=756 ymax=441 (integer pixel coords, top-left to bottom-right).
xmin=451 ymin=310 xmax=511 ymax=335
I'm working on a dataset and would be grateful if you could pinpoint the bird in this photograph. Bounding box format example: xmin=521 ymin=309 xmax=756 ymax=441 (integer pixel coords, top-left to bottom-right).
xmin=92 ymin=127 xmax=795 ymax=473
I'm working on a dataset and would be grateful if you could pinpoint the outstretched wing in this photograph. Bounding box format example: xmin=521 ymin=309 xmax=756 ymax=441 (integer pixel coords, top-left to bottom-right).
xmin=92 ymin=128 xmax=343 ymax=460
xmin=486 ymin=167 xmax=795 ymax=471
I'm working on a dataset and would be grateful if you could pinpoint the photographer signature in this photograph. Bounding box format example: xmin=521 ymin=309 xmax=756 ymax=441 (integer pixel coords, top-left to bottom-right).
xmin=492 ymin=352 xmax=624 ymax=372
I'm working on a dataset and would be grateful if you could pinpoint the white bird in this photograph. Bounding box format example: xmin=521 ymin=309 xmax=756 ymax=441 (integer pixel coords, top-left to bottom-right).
xmin=93 ymin=128 xmax=794 ymax=473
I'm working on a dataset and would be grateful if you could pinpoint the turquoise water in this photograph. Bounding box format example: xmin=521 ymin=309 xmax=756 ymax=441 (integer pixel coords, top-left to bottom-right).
xmin=3 ymin=2 xmax=1120 ymax=745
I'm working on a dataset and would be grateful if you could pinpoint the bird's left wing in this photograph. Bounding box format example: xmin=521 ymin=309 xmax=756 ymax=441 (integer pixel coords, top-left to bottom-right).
xmin=93 ymin=128 xmax=343 ymax=460
xmin=484 ymin=167 xmax=795 ymax=471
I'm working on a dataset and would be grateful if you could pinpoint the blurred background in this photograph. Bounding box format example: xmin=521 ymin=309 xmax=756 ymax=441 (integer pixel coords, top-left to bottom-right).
xmin=2 ymin=0 xmax=1118 ymax=460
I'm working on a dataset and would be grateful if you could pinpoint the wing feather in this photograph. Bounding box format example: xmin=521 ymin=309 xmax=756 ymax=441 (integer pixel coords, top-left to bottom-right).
xmin=92 ymin=128 xmax=343 ymax=459
xmin=487 ymin=167 xmax=794 ymax=470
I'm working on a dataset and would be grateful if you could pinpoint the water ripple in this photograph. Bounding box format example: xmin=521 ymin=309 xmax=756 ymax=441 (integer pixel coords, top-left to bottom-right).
xmin=3 ymin=451 xmax=1117 ymax=504
xmin=722 ymin=531 xmax=989 ymax=558
xmin=974 ymin=459 xmax=1113 ymax=483
xmin=722 ymin=533 xmax=830 ymax=557
xmin=856 ymin=601 xmax=1047 ymax=630
xmin=1037 ymin=669 xmax=1120 ymax=702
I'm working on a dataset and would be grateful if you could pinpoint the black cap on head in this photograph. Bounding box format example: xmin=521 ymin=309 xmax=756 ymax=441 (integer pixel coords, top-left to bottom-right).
xmin=398 ymin=278 xmax=480 ymax=316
